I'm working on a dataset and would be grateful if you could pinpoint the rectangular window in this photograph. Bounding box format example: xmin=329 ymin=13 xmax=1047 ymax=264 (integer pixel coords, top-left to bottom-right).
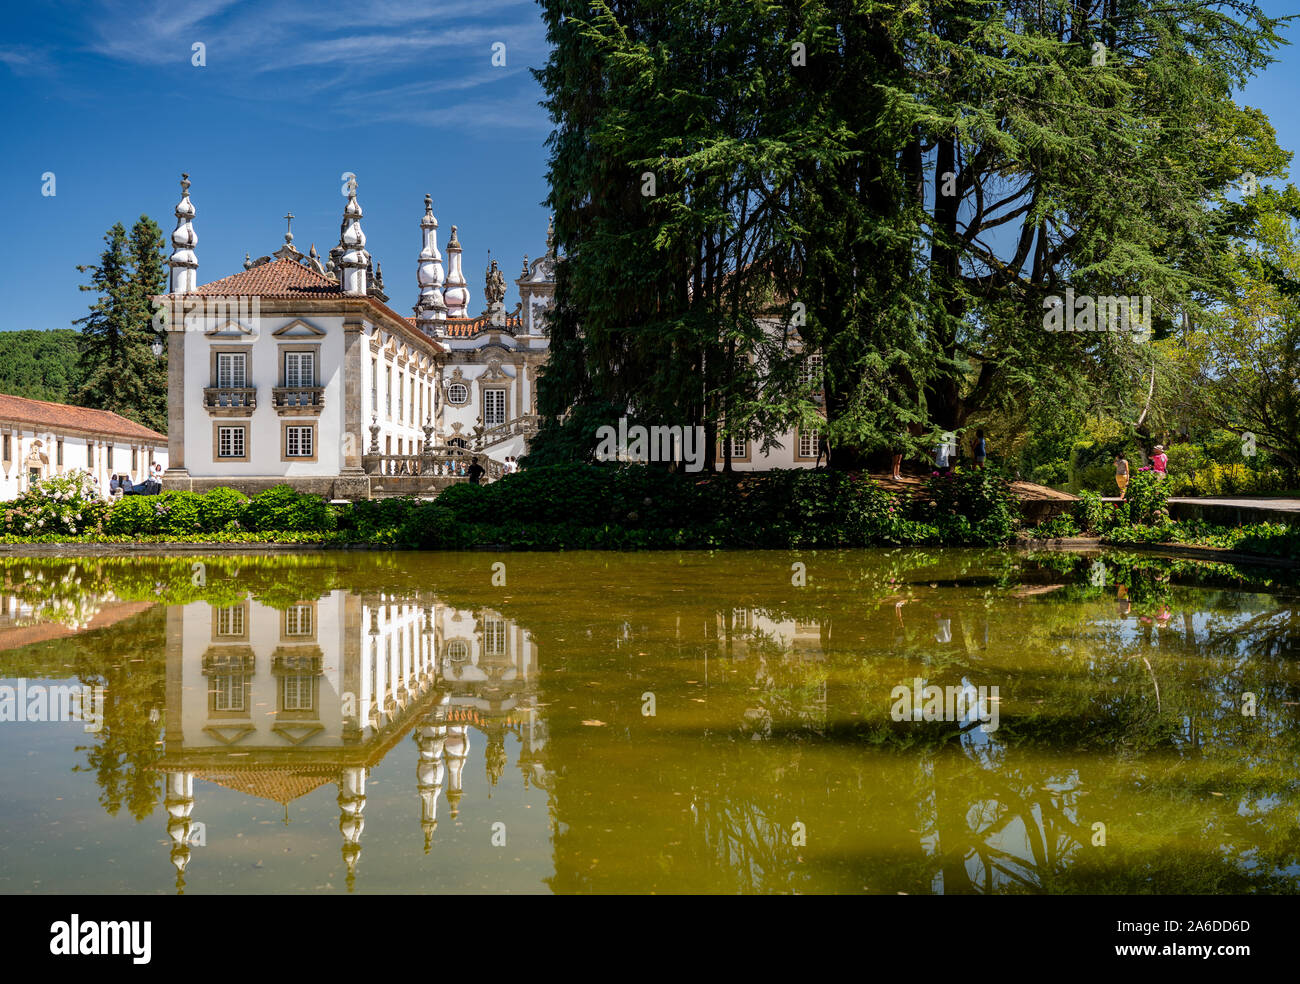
xmin=1 ymin=434 xmax=9 ymax=461
xmin=217 ymin=352 xmax=247 ymax=388
xmin=484 ymin=618 xmax=507 ymax=656
xmin=56 ymin=440 xmax=63 ymax=466
xmin=286 ymin=425 xmax=313 ymax=458
xmin=106 ymin=443 xmax=114 ymax=468
xmin=284 ymin=351 xmax=314 ymax=388
xmin=409 ymin=380 xmax=415 ymax=425
xmin=370 ymin=358 xmax=377 ymax=410
xmin=282 ymin=676 xmax=314 ymax=711
xmin=798 ymin=430 xmax=818 ymax=458
xmin=131 ymin=447 xmax=138 ymax=471
xmin=213 ymin=675 xmax=245 ymax=711
xmin=87 ymin=442 xmax=94 ymax=467
xmin=729 ymin=436 xmax=747 ymax=459
xmin=285 ymin=604 xmax=313 ymax=636
xmin=386 ymin=366 xmax=392 ymax=418
xmin=484 ymin=389 xmax=506 ymax=427
xmin=216 ymin=605 xmax=245 ymax=637
xmin=799 ymin=352 xmax=824 ymax=388
xmin=217 ymin=426 xmax=246 ymax=459
xmin=397 ymin=371 xmax=404 ymax=421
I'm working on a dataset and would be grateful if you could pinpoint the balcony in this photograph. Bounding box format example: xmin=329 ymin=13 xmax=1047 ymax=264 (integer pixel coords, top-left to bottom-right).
xmin=203 ymin=387 xmax=257 ymax=416
xmin=272 ymin=386 xmax=326 ymax=416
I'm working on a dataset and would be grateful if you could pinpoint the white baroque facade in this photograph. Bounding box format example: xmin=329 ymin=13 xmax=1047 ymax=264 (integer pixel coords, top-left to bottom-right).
xmin=157 ymin=174 xmax=815 ymax=499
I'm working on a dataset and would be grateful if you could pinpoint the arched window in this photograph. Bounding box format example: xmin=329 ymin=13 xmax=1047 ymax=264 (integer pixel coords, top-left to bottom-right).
xmin=446 ymin=640 xmax=469 ymax=663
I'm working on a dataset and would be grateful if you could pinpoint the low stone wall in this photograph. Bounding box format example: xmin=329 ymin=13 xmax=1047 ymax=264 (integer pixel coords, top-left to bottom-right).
xmin=162 ymin=473 xmax=467 ymax=500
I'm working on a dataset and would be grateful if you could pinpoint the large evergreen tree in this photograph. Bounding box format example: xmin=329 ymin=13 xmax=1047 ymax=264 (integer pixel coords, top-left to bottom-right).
xmin=531 ymin=0 xmax=1289 ymax=470
xmin=73 ymin=215 xmax=169 ymax=433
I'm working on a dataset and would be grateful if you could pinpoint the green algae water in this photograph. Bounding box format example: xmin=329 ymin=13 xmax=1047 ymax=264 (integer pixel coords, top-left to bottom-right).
xmin=0 ymin=548 xmax=1297 ymax=895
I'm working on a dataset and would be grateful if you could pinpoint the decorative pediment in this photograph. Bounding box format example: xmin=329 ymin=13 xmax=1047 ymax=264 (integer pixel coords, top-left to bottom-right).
xmin=449 ymin=367 xmax=466 ymax=382
xmin=205 ymin=320 xmax=256 ymax=339
xmin=272 ymin=319 xmax=326 ymax=338
xmin=202 ymin=724 xmax=256 ymax=745
xmin=477 ymin=358 xmax=512 ymax=385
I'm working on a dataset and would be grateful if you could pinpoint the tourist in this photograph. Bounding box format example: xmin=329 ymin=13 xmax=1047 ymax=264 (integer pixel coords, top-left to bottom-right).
xmin=150 ymin=461 xmax=164 ymax=483
xmin=466 ymin=456 xmax=485 ymax=486
xmin=973 ymin=429 xmax=987 ymax=469
xmin=108 ymin=474 xmax=123 ymax=498
xmin=1114 ymin=454 xmax=1130 ymax=498
xmin=119 ymin=474 xmax=136 ymax=495
xmin=934 ymin=438 xmax=950 ymax=472
xmin=1151 ymin=444 xmax=1168 ymax=480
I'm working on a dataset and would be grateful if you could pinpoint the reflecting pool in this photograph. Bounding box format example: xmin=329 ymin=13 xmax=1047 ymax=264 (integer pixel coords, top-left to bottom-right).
xmin=1 ymin=549 xmax=1298 ymax=894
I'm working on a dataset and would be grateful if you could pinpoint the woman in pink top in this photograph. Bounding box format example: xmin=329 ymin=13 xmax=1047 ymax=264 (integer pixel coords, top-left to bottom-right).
xmin=1151 ymin=444 xmax=1168 ymax=479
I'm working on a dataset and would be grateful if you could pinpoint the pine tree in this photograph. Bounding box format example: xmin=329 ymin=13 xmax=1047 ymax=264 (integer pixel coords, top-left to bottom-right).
xmin=73 ymin=216 xmax=169 ymax=433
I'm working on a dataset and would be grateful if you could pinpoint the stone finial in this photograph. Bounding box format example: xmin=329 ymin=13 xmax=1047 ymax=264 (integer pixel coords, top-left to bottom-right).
xmin=168 ymin=173 xmax=198 ymax=293
xmin=443 ymin=224 xmax=470 ymax=317
xmin=338 ymin=178 xmax=369 ymax=296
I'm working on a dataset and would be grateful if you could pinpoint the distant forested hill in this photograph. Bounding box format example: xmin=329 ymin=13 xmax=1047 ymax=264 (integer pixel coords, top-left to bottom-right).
xmin=0 ymin=329 xmax=83 ymax=403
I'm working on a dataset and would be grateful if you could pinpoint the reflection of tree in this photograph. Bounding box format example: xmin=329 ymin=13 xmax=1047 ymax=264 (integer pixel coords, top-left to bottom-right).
xmin=3 ymin=605 xmax=165 ymax=821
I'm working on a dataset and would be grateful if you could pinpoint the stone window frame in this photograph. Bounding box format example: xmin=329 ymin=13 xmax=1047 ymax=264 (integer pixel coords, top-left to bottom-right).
xmin=280 ymin=600 xmax=317 ymax=642
xmin=446 ymin=382 xmax=469 ymax=406
xmin=716 ymin=430 xmax=752 ymax=464
xmin=281 ymin=421 xmax=318 ymax=462
xmin=213 ymin=422 xmax=250 ymax=463
xmin=477 ymin=379 xmax=511 ymax=428
xmin=210 ymin=345 xmax=254 ymax=388
xmin=278 ymin=343 xmax=321 ymax=388
xmin=211 ymin=600 xmax=250 ymax=642
xmin=794 ymin=428 xmax=820 ymax=462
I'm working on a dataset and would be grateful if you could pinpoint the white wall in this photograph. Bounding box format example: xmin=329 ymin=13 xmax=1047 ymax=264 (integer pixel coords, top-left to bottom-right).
xmin=0 ymin=427 xmax=167 ymax=501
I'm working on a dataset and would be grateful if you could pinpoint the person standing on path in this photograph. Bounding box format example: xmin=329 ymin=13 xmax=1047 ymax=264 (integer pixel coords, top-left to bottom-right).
xmin=973 ymin=429 xmax=987 ymax=469
xmin=466 ymin=456 xmax=485 ymax=486
xmin=1115 ymin=454 xmax=1130 ymax=498
xmin=1151 ymin=444 xmax=1168 ymax=480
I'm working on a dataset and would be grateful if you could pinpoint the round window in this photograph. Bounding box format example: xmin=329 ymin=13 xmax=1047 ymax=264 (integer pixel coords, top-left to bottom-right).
xmin=447 ymin=383 xmax=469 ymax=405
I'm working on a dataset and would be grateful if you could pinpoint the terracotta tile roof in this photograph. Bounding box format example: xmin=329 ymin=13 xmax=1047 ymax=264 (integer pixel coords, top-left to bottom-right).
xmin=0 ymin=601 xmax=155 ymax=655
xmin=196 ymin=767 xmax=338 ymax=805
xmin=0 ymin=393 xmax=166 ymax=443
xmin=169 ymin=259 xmax=447 ymax=353
xmin=404 ymin=314 xmax=525 ymax=338
xmin=188 ymin=258 xmax=340 ymax=298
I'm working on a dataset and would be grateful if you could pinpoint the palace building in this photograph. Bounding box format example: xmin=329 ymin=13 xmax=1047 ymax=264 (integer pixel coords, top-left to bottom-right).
xmin=156 ymin=174 xmax=815 ymax=499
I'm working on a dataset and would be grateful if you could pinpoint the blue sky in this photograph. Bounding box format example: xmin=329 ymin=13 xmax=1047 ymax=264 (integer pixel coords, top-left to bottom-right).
xmin=0 ymin=0 xmax=554 ymax=332
xmin=0 ymin=1 xmax=1297 ymax=335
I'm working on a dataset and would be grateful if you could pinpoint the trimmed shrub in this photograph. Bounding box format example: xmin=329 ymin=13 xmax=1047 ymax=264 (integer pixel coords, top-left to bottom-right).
xmin=242 ymin=485 xmax=332 ymax=532
xmin=198 ymin=487 xmax=249 ymax=532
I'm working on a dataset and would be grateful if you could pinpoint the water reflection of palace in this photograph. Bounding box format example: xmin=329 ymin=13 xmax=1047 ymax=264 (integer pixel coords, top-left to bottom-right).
xmin=156 ymin=592 xmax=546 ymax=892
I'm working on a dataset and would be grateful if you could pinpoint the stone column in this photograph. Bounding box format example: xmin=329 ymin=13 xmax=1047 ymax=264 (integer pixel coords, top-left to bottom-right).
xmin=335 ymin=319 xmax=371 ymax=500
xmin=163 ymin=324 xmax=191 ymax=488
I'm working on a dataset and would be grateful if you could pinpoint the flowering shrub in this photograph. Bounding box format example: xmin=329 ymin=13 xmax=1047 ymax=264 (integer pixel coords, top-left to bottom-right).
xmin=1124 ymin=469 xmax=1170 ymax=525
xmin=919 ymin=467 xmax=1018 ymax=545
xmin=2 ymin=470 xmax=107 ymax=537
